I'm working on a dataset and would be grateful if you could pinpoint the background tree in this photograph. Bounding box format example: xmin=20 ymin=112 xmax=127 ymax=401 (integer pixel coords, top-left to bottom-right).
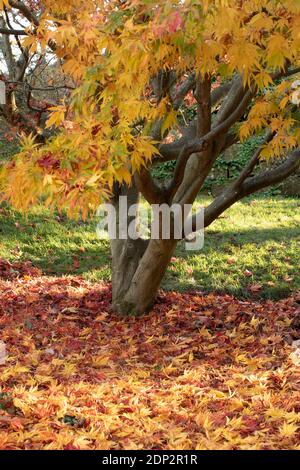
xmin=0 ymin=0 xmax=73 ymax=138
xmin=0 ymin=0 xmax=299 ymax=315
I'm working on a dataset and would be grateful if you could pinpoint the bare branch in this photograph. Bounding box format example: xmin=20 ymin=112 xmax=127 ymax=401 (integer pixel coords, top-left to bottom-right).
xmin=4 ymin=7 xmax=25 ymax=51
xmin=172 ymin=72 xmax=195 ymax=109
xmin=242 ymin=149 xmax=300 ymax=195
xmin=134 ymin=169 xmax=167 ymax=204
xmin=6 ymin=80 xmax=75 ymax=91
xmin=0 ymin=27 xmax=28 ymax=35
xmin=210 ymin=81 xmax=233 ymax=107
xmin=172 ymin=88 xmax=253 ymax=161
xmin=272 ymin=65 xmax=300 ymax=80
xmin=187 ymin=148 xmax=300 ymax=233
xmin=232 ymin=131 xmax=274 ymax=188
xmin=165 ymin=75 xmax=213 ymax=201
xmin=156 ymin=81 xmax=234 ymax=164
xmin=8 ymin=0 xmax=39 ymax=27
xmin=214 ymin=76 xmax=246 ymax=126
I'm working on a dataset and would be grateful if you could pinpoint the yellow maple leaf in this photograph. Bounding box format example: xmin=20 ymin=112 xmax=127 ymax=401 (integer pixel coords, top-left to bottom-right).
xmin=279 ymin=422 xmax=298 ymax=438
xmin=46 ymin=106 xmax=66 ymax=128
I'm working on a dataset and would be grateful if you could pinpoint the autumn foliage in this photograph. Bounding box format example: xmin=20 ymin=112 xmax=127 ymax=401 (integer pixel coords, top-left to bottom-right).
xmin=0 ymin=1 xmax=300 ymax=450
xmin=0 ymin=263 xmax=299 ymax=449
xmin=0 ymin=0 xmax=299 ymax=214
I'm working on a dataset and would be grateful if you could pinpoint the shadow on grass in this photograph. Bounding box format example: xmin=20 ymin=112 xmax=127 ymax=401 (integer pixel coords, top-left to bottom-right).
xmin=0 ymin=201 xmax=299 ymax=300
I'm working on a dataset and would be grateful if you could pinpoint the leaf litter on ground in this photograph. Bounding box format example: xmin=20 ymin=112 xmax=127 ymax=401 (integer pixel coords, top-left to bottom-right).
xmin=0 ymin=260 xmax=300 ymax=449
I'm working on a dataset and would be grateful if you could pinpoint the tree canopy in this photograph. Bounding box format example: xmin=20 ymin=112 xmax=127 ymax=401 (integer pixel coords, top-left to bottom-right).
xmin=0 ymin=0 xmax=299 ymax=217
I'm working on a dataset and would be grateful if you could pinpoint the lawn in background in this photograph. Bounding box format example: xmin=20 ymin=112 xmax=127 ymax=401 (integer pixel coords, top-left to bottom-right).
xmin=0 ymin=195 xmax=299 ymax=299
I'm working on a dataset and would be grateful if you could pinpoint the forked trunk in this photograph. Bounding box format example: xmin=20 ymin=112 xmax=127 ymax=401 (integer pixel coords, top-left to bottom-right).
xmin=111 ymin=238 xmax=176 ymax=316
xmin=110 ymin=183 xmax=176 ymax=316
xmin=111 ymin=237 xmax=149 ymax=312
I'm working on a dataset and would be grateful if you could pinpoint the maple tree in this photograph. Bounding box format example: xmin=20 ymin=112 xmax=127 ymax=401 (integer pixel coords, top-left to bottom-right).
xmin=0 ymin=0 xmax=300 ymax=315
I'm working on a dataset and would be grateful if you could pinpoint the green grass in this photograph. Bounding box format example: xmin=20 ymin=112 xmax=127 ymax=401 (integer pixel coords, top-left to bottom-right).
xmin=166 ymin=195 xmax=300 ymax=299
xmin=0 ymin=195 xmax=299 ymax=300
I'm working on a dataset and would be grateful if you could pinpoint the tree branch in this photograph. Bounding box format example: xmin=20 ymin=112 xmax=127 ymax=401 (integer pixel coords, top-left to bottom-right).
xmin=232 ymin=130 xmax=274 ymax=188
xmin=172 ymin=72 xmax=195 ymax=109
xmin=186 ymin=148 xmax=300 ymax=233
xmin=170 ymin=88 xmax=253 ymax=165
xmin=242 ymin=149 xmax=300 ymax=195
xmin=214 ymin=76 xmax=246 ymax=126
xmin=165 ymin=74 xmax=212 ymax=202
xmin=8 ymin=0 xmax=39 ymax=27
xmin=211 ymin=81 xmax=233 ymax=108
xmin=134 ymin=169 xmax=167 ymax=204
xmin=195 ymin=73 xmax=211 ymax=137
xmin=6 ymin=1 xmax=56 ymax=51
xmin=156 ymin=81 xmax=234 ymax=164
xmin=0 ymin=27 xmax=27 ymax=35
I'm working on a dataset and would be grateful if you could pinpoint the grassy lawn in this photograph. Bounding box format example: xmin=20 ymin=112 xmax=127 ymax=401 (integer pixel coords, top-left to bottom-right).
xmin=0 ymin=195 xmax=299 ymax=300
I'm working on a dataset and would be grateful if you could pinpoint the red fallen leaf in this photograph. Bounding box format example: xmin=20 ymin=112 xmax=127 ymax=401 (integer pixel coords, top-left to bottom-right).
xmin=25 ymin=293 xmax=40 ymax=304
xmin=95 ymin=313 xmax=108 ymax=322
xmin=249 ymin=283 xmax=262 ymax=292
xmin=0 ymin=416 xmax=14 ymax=426
xmin=1 ymin=271 xmax=299 ymax=450
xmin=84 ymin=300 xmax=101 ymax=311
xmin=0 ymin=416 xmax=25 ymax=431
xmin=94 ymin=372 xmax=107 ymax=382
xmin=96 ymin=403 xmax=107 ymax=413
xmin=91 ymin=124 xmax=102 ymax=136
xmin=227 ymin=303 xmax=239 ymax=314
xmin=10 ymin=417 xmax=25 ymax=431
xmin=64 ymin=443 xmax=80 ymax=450
xmin=227 ymin=257 xmax=236 ymax=265
xmin=244 ymin=269 xmax=253 ymax=277
xmin=240 ymin=416 xmax=262 ymax=436
xmin=120 ymin=406 xmax=135 ymax=413
xmin=0 ymin=259 xmax=41 ymax=280
xmin=73 ymin=256 xmax=80 ymax=269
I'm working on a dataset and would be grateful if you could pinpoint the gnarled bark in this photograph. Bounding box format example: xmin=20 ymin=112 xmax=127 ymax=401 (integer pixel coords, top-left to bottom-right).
xmin=110 ymin=182 xmax=176 ymax=315
xmin=112 ymin=238 xmax=176 ymax=316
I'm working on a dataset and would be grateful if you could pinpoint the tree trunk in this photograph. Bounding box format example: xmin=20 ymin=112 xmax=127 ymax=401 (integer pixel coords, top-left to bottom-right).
xmin=110 ymin=183 xmax=177 ymax=316
xmin=111 ymin=238 xmax=176 ymax=316
xmin=111 ymin=237 xmax=149 ymax=312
